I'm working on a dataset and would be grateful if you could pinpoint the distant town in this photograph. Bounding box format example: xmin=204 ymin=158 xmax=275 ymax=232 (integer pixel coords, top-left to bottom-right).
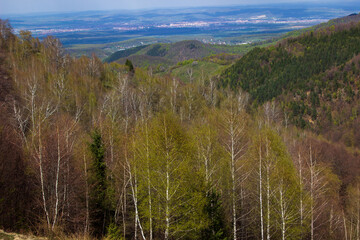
xmin=14 ymin=16 xmax=328 ymax=36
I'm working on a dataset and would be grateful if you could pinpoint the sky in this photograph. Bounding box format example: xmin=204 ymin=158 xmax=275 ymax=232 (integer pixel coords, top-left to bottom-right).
xmin=0 ymin=0 xmax=356 ymax=15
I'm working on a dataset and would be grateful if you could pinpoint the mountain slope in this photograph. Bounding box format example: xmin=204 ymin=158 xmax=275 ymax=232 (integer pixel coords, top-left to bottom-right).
xmin=281 ymin=12 xmax=360 ymax=39
xmin=104 ymin=40 xmax=251 ymax=67
xmin=103 ymin=44 xmax=149 ymax=63
xmin=220 ymin=21 xmax=360 ymax=100
xmin=219 ymin=16 xmax=360 ymax=148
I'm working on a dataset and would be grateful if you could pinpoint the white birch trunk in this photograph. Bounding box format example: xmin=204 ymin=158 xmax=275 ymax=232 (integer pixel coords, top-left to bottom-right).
xmin=344 ymin=211 xmax=348 ymax=240
xmin=145 ymin=125 xmax=153 ymax=240
xmin=266 ymin=138 xmax=270 ymax=240
xmin=298 ymin=152 xmax=303 ymax=229
xmin=310 ymin=145 xmax=314 ymax=240
xmin=259 ymin=141 xmax=264 ymax=240
xmin=132 ymin=172 xmax=138 ymax=240
xmin=164 ymin=122 xmax=170 ymax=240
xmin=122 ymin=151 xmax=127 ymax=239
xmin=128 ymin=147 xmax=146 ymax=240
xmin=52 ymin=127 xmax=61 ymax=230
xmin=38 ymin=120 xmax=50 ymax=229
xmin=165 ymin=163 xmax=170 ymax=240
xmin=231 ymin=125 xmax=237 ymax=240
xmin=329 ymin=205 xmax=333 ymax=237
xmin=279 ymin=183 xmax=286 ymax=240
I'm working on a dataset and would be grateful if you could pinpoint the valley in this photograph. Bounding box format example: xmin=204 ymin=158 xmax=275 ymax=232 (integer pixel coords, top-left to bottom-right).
xmin=5 ymin=3 xmax=360 ymax=58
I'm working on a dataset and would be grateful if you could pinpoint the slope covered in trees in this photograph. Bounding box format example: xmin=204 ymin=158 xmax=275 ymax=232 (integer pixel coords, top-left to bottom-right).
xmin=220 ymin=18 xmax=360 ymax=148
xmin=280 ymin=12 xmax=360 ymax=39
xmin=0 ymin=17 xmax=360 ymax=240
xmin=103 ymin=45 xmax=149 ymax=63
xmin=104 ymin=40 xmax=247 ymax=68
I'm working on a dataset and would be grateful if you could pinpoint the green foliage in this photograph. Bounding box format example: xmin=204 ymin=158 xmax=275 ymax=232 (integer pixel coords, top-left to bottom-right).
xmin=248 ymin=127 xmax=307 ymax=239
xmin=106 ymin=222 xmax=123 ymax=240
xmin=201 ymin=190 xmax=229 ymax=240
xmin=220 ymin=24 xmax=360 ymax=102
xmin=104 ymin=39 xmax=267 ymax=69
xmin=100 ymin=62 xmax=125 ymax=88
xmin=125 ymin=59 xmax=134 ymax=72
xmin=146 ymin=44 xmax=168 ymax=57
xmin=134 ymin=113 xmax=207 ymax=239
xmin=204 ymin=53 xmax=240 ymax=65
xmin=171 ymin=60 xmax=226 ymax=83
xmin=220 ymin=22 xmax=360 ymax=134
xmin=89 ymin=129 xmax=112 ymax=237
xmin=104 ymin=45 xmax=148 ymax=63
xmin=177 ymin=58 xmax=194 ymax=66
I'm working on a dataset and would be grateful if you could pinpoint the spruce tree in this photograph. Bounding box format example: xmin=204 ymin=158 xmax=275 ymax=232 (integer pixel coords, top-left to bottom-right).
xmin=201 ymin=190 xmax=229 ymax=240
xmin=89 ymin=129 xmax=109 ymax=237
xmin=125 ymin=59 xmax=134 ymax=73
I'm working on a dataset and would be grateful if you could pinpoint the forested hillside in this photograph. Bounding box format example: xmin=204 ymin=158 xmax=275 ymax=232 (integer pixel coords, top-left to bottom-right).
xmin=220 ymin=17 xmax=360 ymax=149
xmin=104 ymin=40 xmax=246 ymax=68
xmin=0 ymin=17 xmax=360 ymax=240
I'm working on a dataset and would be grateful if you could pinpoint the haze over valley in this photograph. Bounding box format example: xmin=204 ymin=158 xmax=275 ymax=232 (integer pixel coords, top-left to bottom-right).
xmin=4 ymin=3 xmax=360 ymax=58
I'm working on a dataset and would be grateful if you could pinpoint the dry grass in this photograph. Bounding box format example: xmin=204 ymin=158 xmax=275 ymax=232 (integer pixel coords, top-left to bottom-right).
xmin=0 ymin=229 xmax=46 ymax=240
xmin=0 ymin=229 xmax=99 ymax=240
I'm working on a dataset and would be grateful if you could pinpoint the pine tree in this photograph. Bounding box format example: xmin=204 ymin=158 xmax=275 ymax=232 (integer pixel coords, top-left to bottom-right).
xmin=89 ymin=129 xmax=111 ymax=237
xmin=125 ymin=59 xmax=134 ymax=73
xmin=201 ymin=190 xmax=229 ymax=240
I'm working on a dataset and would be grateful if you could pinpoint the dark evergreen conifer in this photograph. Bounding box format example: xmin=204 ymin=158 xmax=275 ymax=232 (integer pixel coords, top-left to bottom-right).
xmin=201 ymin=190 xmax=229 ymax=240
xmin=125 ymin=59 xmax=134 ymax=73
xmin=89 ymin=129 xmax=110 ymax=237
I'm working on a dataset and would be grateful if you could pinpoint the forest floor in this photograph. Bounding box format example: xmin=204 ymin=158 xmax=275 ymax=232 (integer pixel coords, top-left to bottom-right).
xmin=0 ymin=230 xmax=47 ymax=240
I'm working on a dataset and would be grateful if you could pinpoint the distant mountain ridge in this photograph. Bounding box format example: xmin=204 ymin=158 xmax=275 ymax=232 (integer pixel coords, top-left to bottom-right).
xmin=104 ymin=40 xmax=248 ymax=67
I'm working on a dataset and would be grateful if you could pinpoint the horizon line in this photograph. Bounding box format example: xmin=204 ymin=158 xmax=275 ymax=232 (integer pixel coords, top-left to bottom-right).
xmin=1 ymin=1 xmax=359 ymax=18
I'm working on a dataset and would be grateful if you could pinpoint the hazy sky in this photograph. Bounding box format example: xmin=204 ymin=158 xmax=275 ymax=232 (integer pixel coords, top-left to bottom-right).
xmin=0 ymin=0 xmax=355 ymax=15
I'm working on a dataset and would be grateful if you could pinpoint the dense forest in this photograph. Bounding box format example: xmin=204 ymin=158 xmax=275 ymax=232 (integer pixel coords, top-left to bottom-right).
xmin=0 ymin=17 xmax=360 ymax=240
xmin=220 ymin=19 xmax=360 ymax=149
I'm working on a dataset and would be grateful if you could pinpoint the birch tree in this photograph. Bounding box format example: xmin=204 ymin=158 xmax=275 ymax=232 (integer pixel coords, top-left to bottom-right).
xmin=270 ymin=134 xmax=303 ymax=240
xmin=304 ymin=143 xmax=341 ymax=240
xmin=219 ymin=91 xmax=248 ymax=240
xmin=133 ymin=120 xmax=155 ymax=240
xmin=250 ymin=127 xmax=305 ymax=240
xmin=137 ymin=113 xmax=205 ymax=239
xmin=193 ymin=113 xmax=224 ymax=190
xmin=345 ymin=179 xmax=360 ymax=240
xmin=13 ymin=79 xmax=57 ymax=230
